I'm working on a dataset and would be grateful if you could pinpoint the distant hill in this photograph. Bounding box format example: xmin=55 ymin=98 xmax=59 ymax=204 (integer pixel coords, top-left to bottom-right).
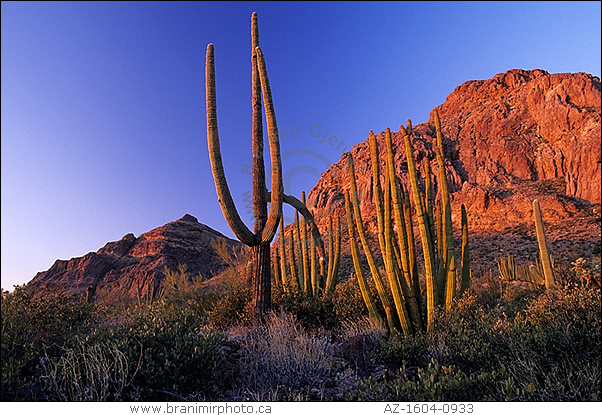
xmin=28 ymin=214 xmax=242 ymax=301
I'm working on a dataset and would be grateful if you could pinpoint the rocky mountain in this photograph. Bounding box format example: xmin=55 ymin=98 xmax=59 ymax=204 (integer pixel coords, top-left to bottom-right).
xmin=306 ymin=69 xmax=601 ymax=271
xmin=28 ymin=214 xmax=242 ymax=301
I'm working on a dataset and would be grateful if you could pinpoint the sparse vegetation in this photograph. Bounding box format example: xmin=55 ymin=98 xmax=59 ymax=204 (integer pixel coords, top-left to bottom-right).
xmin=2 ymin=258 xmax=600 ymax=401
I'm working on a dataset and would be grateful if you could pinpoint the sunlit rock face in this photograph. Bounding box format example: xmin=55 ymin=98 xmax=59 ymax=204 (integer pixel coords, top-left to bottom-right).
xmin=306 ymin=69 xmax=600 ymax=271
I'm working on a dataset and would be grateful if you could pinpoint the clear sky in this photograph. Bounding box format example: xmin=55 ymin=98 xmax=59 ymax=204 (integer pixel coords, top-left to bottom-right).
xmin=2 ymin=1 xmax=600 ymax=290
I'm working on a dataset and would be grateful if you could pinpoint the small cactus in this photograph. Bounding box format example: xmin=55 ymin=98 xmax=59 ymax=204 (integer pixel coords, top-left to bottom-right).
xmin=533 ymin=199 xmax=556 ymax=290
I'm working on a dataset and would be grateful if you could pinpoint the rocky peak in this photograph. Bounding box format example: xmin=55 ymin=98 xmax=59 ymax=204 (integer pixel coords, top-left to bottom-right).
xmin=177 ymin=213 xmax=199 ymax=223
xmin=29 ymin=215 xmax=242 ymax=301
xmin=306 ymin=69 xmax=600 ymax=269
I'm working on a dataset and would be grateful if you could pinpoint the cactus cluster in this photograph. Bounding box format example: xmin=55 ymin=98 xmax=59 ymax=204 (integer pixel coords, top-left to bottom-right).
xmin=274 ymin=192 xmax=341 ymax=299
xmin=495 ymin=200 xmax=557 ymax=292
xmin=345 ymin=110 xmax=471 ymax=334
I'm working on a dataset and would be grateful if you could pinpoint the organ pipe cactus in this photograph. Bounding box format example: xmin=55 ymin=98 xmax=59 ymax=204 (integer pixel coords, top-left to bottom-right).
xmin=401 ymin=122 xmax=437 ymax=332
xmin=345 ymin=115 xmax=470 ymax=335
xmin=272 ymin=246 xmax=281 ymax=289
xmin=347 ymin=151 xmax=402 ymax=334
xmin=324 ymin=216 xmax=341 ymax=299
xmin=293 ymin=210 xmax=305 ymax=290
xmin=344 ymin=189 xmax=384 ymax=329
xmin=384 ymin=128 xmax=422 ymax=331
xmin=275 ymin=193 xmax=340 ymax=298
xmin=433 ymin=110 xmax=456 ymax=311
xmin=300 ymin=192 xmax=311 ymax=295
xmin=205 ymin=13 xmax=283 ymax=314
xmin=286 ymin=226 xmax=299 ymax=291
xmin=533 ymin=199 xmax=556 ymax=290
xmin=279 ymin=217 xmax=288 ymax=290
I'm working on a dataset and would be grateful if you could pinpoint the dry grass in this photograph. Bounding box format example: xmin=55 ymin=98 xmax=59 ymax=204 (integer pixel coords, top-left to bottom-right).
xmin=229 ymin=312 xmax=337 ymax=400
xmin=41 ymin=340 xmax=132 ymax=401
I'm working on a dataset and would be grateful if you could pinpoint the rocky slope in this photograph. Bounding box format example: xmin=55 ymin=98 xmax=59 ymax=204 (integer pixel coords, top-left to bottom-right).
xmin=28 ymin=214 xmax=242 ymax=301
xmin=306 ymin=69 xmax=601 ymax=272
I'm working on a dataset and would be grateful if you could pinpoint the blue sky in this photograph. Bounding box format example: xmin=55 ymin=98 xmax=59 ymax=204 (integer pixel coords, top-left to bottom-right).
xmin=2 ymin=1 xmax=600 ymax=290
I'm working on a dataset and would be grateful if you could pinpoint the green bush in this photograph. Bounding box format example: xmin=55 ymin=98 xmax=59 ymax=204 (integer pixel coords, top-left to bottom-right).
xmin=107 ymin=306 xmax=226 ymax=400
xmin=354 ymin=359 xmax=502 ymax=401
xmin=160 ymin=264 xmax=217 ymax=317
xmin=207 ymin=279 xmax=253 ymax=329
xmin=1 ymin=286 xmax=97 ymax=400
xmin=331 ymin=277 xmax=370 ymax=325
xmin=272 ymin=286 xmax=338 ymax=330
xmin=504 ymin=286 xmax=601 ymax=400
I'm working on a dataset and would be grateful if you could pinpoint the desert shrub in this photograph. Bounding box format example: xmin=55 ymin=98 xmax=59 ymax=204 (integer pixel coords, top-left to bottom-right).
xmin=334 ymin=317 xmax=387 ymax=376
xmin=272 ymin=287 xmax=338 ymax=330
xmin=427 ymin=295 xmax=511 ymax=373
xmin=353 ymin=359 xmax=502 ymax=401
xmin=571 ymin=256 xmax=601 ymax=287
xmin=331 ymin=276 xmax=370 ymax=324
xmin=379 ymin=330 xmax=429 ymax=369
xmin=40 ymin=340 xmax=131 ymax=401
xmin=161 ymin=264 xmax=217 ymax=318
xmin=503 ymin=286 xmax=601 ymax=400
xmin=380 ymin=295 xmax=510 ymax=374
xmin=108 ymin=307 xmax=226 ymax=400
xmin=207 ymin=279 xmax=253 ymax=329
xmin=233 ymin=312 xmax=337 ymax=401
xmin=1 ymin=286 xmax=97 ymax=400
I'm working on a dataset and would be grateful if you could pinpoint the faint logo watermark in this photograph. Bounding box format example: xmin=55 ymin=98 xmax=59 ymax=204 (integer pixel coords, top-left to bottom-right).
xmin=240 ymin=124 xmax=348 ymax=224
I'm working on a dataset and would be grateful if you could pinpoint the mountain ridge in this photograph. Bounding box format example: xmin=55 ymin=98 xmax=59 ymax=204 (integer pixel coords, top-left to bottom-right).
xmin=28 ymin=214 xmax=242 ymax=301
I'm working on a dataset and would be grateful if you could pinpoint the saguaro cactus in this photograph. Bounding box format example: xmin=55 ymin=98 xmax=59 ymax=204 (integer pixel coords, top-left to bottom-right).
xmin=205 ymin=13 xmax=283 ymax=315
xmin=533 ymin=199 xmax=556 ymax=290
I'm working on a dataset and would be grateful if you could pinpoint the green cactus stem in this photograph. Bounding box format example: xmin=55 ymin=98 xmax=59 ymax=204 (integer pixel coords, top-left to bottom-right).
xmin=402 ymin=122 xmax=437 ymax=332
xmin=347 ymin=154 xmax=399 ymax=333
xmin=533 ymin=199 xmax=556 ymax=290
xmin=293 ymin=209 xmax=306 ymax=292
xmin=300 ymin=191 xmax=311 ymax=295
xmin=344 ymin=189 xmax=384 ymax=329
xmin=310 ymin=232 xmax=318 ymax=296
xmin=278 ymin=217 xmax=288 ymax=290
xmin=403 ymin=188 xmax=420 ymax=305
xmin=368 ymin=131 xmax=387 ymax=256
xmin=324 ymin=216 xmax=341 ymax=299
xmin=287 ymin=228 xmax=299 ymax=291
xmin=383 ymin=165 xmax=413 ymax=335
xmin=273 ymin=246 xmax=281 ymax=289
xmin=433 ymin=110 xmax=456 ymax=311
xmin=460 ymin=204 xmax=471 ymax=294
xmin=423 ymin=158 xmax=436 ymax=255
